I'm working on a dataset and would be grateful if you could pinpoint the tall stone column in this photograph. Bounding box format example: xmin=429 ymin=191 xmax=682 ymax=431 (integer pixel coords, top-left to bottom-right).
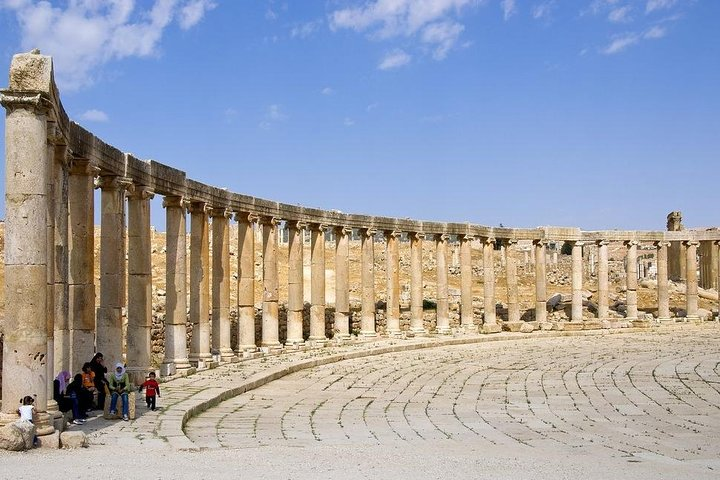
xmin=334 ymin=227 xmax=351 ymax=339
xmin=162 ymin=196 xmax=191 ymax=375
xmin=44 ymin=127 xmax=57 ymax=415
xmin=655 ymin=241 xmax=671 ymax=321
xmin=1 ymin=83 xmax=53 ymax=429
xmin=211 ymin=207 xmax=234 ymax=361
xmin=261 ymin=216 xmax=281 ymax=349
xmin=482 ymin=237 xmax=500 ymax=332
xmin=68 ymin=159 xmax=97 ymax=372
xmin=716 ymin=241 xmax=720 ymax=320
xmin=236 ymin=213 xmax=257 ymax=351
xmin=409 ymin=232 xmax=426 ymax=335
xmin=286 ymin=221 xmax=305 ymax=345
xmin=126 ymin=186 xmax=153 ymax=383
xmin=435 ymin=234 xmax=451 ymax=334
xmin=310 ymin=223 xmax=327 ymax=341
xmin=52 ymin=143 xmax=70 ymax=375
xmin=459 ymin=234 xmax=476 ymax=331
xmin=624 ymin=241 xmax=639 ymax=322
xmin=571 ymin=241 xmax=584 ymax=323
xmin=189 ymin=202 xmax=211 ymax=365
xmin=385 ymin=230 xmax=401 ymax=336
xmin=597 ymin=240 xmax=609 ymax=321
xmin=96 ymin=175 xmax=130 ymax=366
xmin=685 ymin=240 xmax=699 ymax=320
xmin=360 ymin=228 xmax=377 ymax=337
xmin=504 ymin=240 xmax=520 ymax=324
xmin=534 ymin=240 xmax=547 ymax=323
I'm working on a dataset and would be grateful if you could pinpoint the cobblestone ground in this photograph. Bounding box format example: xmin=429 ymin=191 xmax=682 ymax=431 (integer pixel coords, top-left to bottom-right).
xmin=185 ymin=327 xmax=720 ymax=476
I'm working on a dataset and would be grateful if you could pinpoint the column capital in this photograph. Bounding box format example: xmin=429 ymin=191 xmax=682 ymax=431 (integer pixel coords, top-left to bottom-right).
xmin=309 ymin=222 xmax=327 ymax=232
xmin=287 ymin=220 xmax=308 ymax=231
xmin=334 ymin=225 xmax=352 ymax=236
xmin=532 ymin=239 xmax=545 ymax=246
xmin=163 ymin=195 xmax=189 ymax=209
xmin=596 ymin=240 xmax=610 ymax=246
xmin=259 ymin=215 xmax=280 ymax=226
xmin=95 ymin=175 xmax=132 ymax=191
xmin=68 ymin=158 xmax=99 ymax=176
xmin=209 ymin=206 xmax=232 ymax=219
xmin=126 ymin=184 xmax=154 ymax=201
xmin=384 ymin=229 xmax=401 ymax=239
xmin=434 ymin=233 xmax=450 ymax=242
xmin=359 ymin=227 xmax=376 ymax=237
xmin=683 ymin=240 xmax=699 ymax=247
xmin=654 ymin=240 xmax=671 ymax=248
xmin=187 ymin=201 xmax=209 ymax=215
xmin=408 ymin=231 xmax=424 ymax=241
xmin=503 ymin=238 xmax=518 ymax=245
xmin=483 ymin=236 xmax=496 ymax=245
xmin=624 ymin=240 xmax=639 ymax=247
xmin=233 ymin=211 xmax=259 ymax=224
xmin=0 ymin=91 xmax=51 ymax=115
xmin=458 ymin=234 xmax=474 ymax=242
xmin=715 ymin=240 xmax=720 ymax=247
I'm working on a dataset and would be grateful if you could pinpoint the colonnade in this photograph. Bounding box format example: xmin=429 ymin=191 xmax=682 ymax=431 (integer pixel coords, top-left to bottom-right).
xmin=2 ymin=51 xmax=720 ymax=435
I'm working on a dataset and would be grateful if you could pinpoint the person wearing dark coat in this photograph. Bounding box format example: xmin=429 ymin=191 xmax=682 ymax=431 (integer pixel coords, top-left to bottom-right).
xmin=89 ymin=352 xmax=108 ymax=410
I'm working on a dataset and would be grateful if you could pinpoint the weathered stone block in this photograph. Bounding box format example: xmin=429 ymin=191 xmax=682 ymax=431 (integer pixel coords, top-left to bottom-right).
xmin=519 ymin=322 xmax=535 ymax=333
xmin=37 ymin=430 xmax=60 ymax=449
xmin=0 ymin=421 xmax=34 ymax=451
xmin=60 ymin=430 xmax=87 ymax=449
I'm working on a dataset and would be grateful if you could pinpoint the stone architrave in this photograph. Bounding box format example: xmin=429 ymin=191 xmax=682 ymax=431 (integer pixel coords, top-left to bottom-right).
xmin=126 ymin=185 xmax=154 ymax=383
xmin=504 ymin=239 xmax=520 ymax=324
xmin=385 ymin=231 xmax=401 ymax=336
xmin=685 ymin=241 xmax=699 ymax=320
xmin=161 ymin=196 xmax=191 ymax=375
xmin=482 ymin=237 xmax=499 ymax=332
xmin=210 ymin=207 xmax=234 ymax=361
xmin=68 ymin=159 xmax=97 ymax=372
xmin=459 ymin=234 xmax=476 ymax=331
xmin=261 ymin=216 xmax=281 ymax=349
xmin=360 ymin=228 xmax=377 ymax=337
xmin=52 ymin=143 xmax=70 ymax=375
xmin=435 ymin=234 xmax=451 ymax=334
xmin=236 ymin=213 xmax=257 ymax=352
xmin=286 ymin=221 xmax=306 ymax=345
xmin=409 ymin=232 xmax=426 ymax=335
xmin=96 ymin=175 xmax=131 ymax=366
xmin=334 ymin=227 xmax=351 ymax=339
xmin=655 ymin=241 xmax=671 ymax=321
xmin=1 ymin=57 xmax=54 ymax=431
xmin=189 ymin=202 xmax=212 ymax=365
xmin=309 ymin=223 xmax=327 ymax=341
xmin=624 ymin=241 xmax=639 ymax=321
xmin=596 ymin=240 xmax=609 ymax=321
xmin=534 ymin=240 xmax=547 ymax=323
xmin=571 ymin=241 xmax=584 ymax=323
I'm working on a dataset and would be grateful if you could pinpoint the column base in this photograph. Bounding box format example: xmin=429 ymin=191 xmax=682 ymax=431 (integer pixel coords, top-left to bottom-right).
xmin=563 ymin=321 xmax=584 ymax=332
xmin=481 ymin=323 xmax=502 ymax=334
xmin=409 ymin=327 xmax=428 ymax=336
xmin=189 ymin=353 xmax=213 ymax=366
xmin=631 ymin=319 xmax=651 ymax=328
xmin=435 ymin=326 xmax=452 ymax=335
xmin=219 ymin=348 xmax=237 ymax=362
xmin=285 ymin=338 xmax=305 ymax=347
xmin=333 ymin=332 xmax=352 ymax=341
xmin=657 ymin=317 xmax=673 ymax=323
xmin=360 ymin=330 xmax=377 ymax=338
xmin=126 ymin=367 xmax=153 ymax=386
xmin=386 ymin=328 xmax=403 ymax=337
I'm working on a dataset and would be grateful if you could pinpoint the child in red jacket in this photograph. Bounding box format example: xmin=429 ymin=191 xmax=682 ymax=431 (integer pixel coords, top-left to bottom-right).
xmin=138 ymin=372 xmax=160 ymax=411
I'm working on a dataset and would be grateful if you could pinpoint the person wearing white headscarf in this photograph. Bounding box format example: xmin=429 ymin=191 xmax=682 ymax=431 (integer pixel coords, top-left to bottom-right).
xmin=108 ymin=362 xmax=132 ymax=421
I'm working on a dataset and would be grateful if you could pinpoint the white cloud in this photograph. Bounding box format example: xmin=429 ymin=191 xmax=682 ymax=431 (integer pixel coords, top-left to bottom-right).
xmin=608 ymin=6 xmax=632 ymax=23
xmin=329 ymin=0 xmax=475 ymax=62
xmin=321 ymin=87 xmax=335 ymax=95
xmin=601 ymin=33 xmax=640 ymax=54
xmin=1 ymin=0 xmax=213 ymax=90
xmin=646 ymin=0 xmax=678 ymax=14
xmin=343 ymin=117 xmax=355 ymax=127
xmin=532 ymin=1 xmax=556 ymax=20
xmin=644 ymin=25 xmax=666 ymax=39
xmin=378 ymin=48 xmax=411 ymax=70
xmin=291 ymin=19 xmax=322 ymax=39
xmin=79 ymin=109 xmax=109 ymax=123
xmin=366 ymin=102 xmax=379 ymax=111
xmin=501 ymin=0 xmax=517 ymax=20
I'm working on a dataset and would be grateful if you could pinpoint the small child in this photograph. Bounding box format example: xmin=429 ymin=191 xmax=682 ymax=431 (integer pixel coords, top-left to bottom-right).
xmin=138 ymin=372 xmax=160 ymax=411
xmin=18 ymin=395 xmax=38 ymax=447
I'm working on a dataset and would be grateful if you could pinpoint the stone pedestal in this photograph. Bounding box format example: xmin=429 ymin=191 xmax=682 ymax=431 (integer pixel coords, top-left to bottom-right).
xmin=360 ymin=228 xmax=377 ymax=337
xmin=236 ymin=213 xmax=258 ymax=351
xmin=409 ymin=232 xmax=426 ymax=335
xmin=385 ymin=231 xmax=401 ymax=336
xmin=189 ymin=202 xmax=212 ymax=365
xmin=211 ymin=208 xmax=234 ymax=361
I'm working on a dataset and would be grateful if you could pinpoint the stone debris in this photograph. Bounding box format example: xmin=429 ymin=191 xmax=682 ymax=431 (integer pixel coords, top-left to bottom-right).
xmin=0 ymin=421 xmax=35 ymax=451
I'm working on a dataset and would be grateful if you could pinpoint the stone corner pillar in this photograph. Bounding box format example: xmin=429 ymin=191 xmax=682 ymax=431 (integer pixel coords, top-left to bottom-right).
xmin=333 ymin=226 xmax=352 ymax=339
xmin=286 ymin=220 xmax=307 ymax=345
xmin=210 ymin=206 xmax=235 ymax=361
xmin=459 ymin=234 xmax=477 ymax=332
xmin=409 ymin=231 xmax=427 ymax=335
xmin=481 ymin=236 xmax=500 ymax=334
xmin=435 ymin=233 xmax=451 ymax=335
xmin=360 ymin=228 xmax=377 ymax=337
xmin=309 ymin=223 xmax=328 ymax=342
xmin=188 ymin=201 xmax=212 ymax=365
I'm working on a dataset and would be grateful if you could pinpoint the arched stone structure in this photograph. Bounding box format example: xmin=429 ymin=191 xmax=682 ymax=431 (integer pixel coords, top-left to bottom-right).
xmin=2 ymin=51 xmax=720 ymax=434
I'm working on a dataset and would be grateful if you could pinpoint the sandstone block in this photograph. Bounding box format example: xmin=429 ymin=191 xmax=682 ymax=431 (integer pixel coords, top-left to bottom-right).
xmin=60 ymin=431 xmax=88 ymax=449
xmin=37 ymin=430 xmax=60 ymax=449
xmin=0 ymin=421 xmax=34 ymax=451
xmin=519 ymin=322 xmax=535 ymax=333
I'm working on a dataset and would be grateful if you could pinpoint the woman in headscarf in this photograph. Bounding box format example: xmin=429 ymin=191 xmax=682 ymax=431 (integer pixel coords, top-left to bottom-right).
xmin=108 ymin=363 xmax=132 ymax=421
xmin=53 ymin=371 xmax=84 ymax=424
xmin=89 ymin=352 xmax=108 ymax=410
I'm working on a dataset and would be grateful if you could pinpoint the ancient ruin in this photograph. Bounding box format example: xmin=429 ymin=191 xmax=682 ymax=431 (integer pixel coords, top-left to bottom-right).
xmin=1 ymin=51 xmax=719 ymax=442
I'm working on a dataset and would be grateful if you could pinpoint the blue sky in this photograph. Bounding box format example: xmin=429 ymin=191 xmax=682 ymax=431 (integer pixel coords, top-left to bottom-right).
xmin=0 ymin=0 xmax=718 ymax=231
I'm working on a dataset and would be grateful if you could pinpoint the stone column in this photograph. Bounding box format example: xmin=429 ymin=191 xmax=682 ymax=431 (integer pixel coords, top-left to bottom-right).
xmin=534 ymin=240 xmax=547 ymax=323
xmin=624 ymin=241 xmax=639 ymax=322
xmin=286 ymin=221 xmax=305 ymax=345
xmin=505 ymin=240 xmax=520 ymax=324
xmin=310 ymin=223 xmax=327 ymax=341
xmin=655 ymin=241 xmax=671 ymax=321
xmin=596 ymin=240 xmax=609 ymax=321
xmin=96 ymin=175 xmax=130 ymax=366
xmin=52 ymin=144 xmax=70 ymax=375
xmin=571 ymin=241 xmax=584 ymax=323
xmin=360 ymin=228 xmax=377 ymax=337
xmin=717 ymin=241 xmax=720 ymax=320
xmin=261 ymin=216 xmax=281 ymax=349
xmin=126 ymin=186 xmax=153 ymax=383
xmin=459 ymin=234 xmax=476 ymax=331
xmin=435 ymin=234 xmax=451 ymax=334
xmin=685 ymin=240 xmax=699 ymax=320
xmin=236 ymin=213 xmax=257 ymax=351
xmin=409 ymin=232 xmax=426 ymax=335
xmin=334 ymin=227 xmax=351 ymax=339
xmin=385 ymin=230 xmax=401 ymax=336
xmin=189 ymin=202 xmax=212 ymax=365
xmin=482 ymin=237 xmax=500 ymax=333
xmin=161 ymin=196 xmax=191 ymax=375
xmin=210 ymin=207 xmax=234 ymax=361
xmin=68 ymin=159 xmax=97 ymax=372
xmin=1 ymin=83 xmax=53 ymax=429
xmin=44 ymin=127 xmax=57 ymax=416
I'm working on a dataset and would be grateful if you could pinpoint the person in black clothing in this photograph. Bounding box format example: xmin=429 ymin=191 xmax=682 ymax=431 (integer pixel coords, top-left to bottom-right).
xmin=89 ymin=352 xmax=108 ymax=410
xmin=67 ymin=373 xmax=92 ymax=417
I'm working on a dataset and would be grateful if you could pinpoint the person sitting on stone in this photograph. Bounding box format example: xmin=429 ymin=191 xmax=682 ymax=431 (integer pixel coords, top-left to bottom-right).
xmin=108 ymin=363 xmax=132 ymax=421
xmin=89 ymin=353 xmax=108 ymax=410
xmin=81 ymin=362 xmax=97 ymax=408
xmin=53 ymin=371 xmax=85 ymax=424
xmin=67 ymin=373 xmax=92 ymax=420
